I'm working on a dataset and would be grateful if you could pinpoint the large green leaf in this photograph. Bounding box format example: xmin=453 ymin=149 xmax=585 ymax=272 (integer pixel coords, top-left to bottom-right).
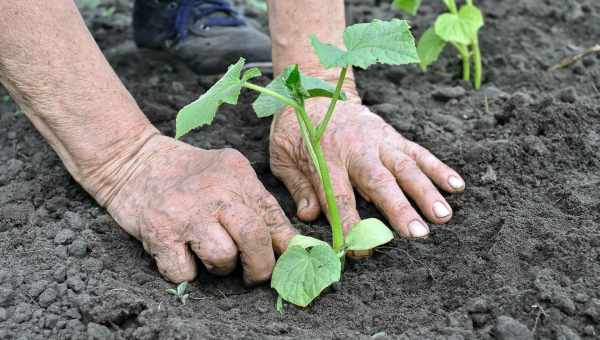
xmin=288 ymin=235 xmax=329 ymax=249
xmin=311 ymin=19 xmax=419 ymax=69
xmin=417 ymin=27 xmax=447 ymax=71
xmin=458 ymin=4 xmax=484 ymax=35
xmin=176 ymin=58 xmax=245 ymax=138
xmin=252 ymin=65 xmax=345 ymax=118
xmin=392 ymin=0 xmax=422 ymax=16
xmin=434 ymin=13 xmax=472 ymax=45
xmin=271 ymin=245 xmax=341 ymax=307
xmin=345 ymin=218 xmax=394 ymax=251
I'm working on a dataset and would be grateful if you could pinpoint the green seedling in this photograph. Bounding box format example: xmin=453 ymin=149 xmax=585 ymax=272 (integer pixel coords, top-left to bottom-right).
xmin=166 ymin=281 xmax=189 ymax=305
xmin=394 ymin=0 xmax=484 ymax=89
xmin=1 ymin=95 xmax=10 ymax=103
xmin=175 ymin=19 xmax=419 ymax=308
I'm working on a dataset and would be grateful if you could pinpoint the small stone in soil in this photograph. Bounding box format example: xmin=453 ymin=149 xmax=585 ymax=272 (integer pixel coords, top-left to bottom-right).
xmin=494 ymin=316 xmax=533 ymax=340
xmin=38 ymin=287 xmax=58 ymax=307
xmin=556 ymin=325 xmax=581 ymax=340
xmin=66 ymin=276 xmax=85 ymax=293
xmin=54 ymin=229 xmax=75 ymax=245
xmin=583 ymin=325 xmax=595 ymax=336
xmin=63 ymin=211 xmax=85 ymax=230
xmin=68 ymin=239 xmax=88 ymax=258
xmin=87 ymin=322 xmax=113 ymax=340
xmin=0 ymin=286 xmax=14 ymax=307
xmin=53 ymin=265 xmax=67 ymax=283
xmin=0 ymin=307 xmax=6 ymax=321
xmin=558 ymin=87 xmax=578 ymax=103
xmin=13 ymin=303 xmax=33 ymax=323
xmin=432 ymin=86 xmax=467 ymax=101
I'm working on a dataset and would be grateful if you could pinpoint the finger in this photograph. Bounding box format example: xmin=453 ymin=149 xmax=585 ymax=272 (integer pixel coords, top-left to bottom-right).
xmin=380 ymin=145 xmax=453 ymax=224
xmin=252 ymin=190 xmax=299 ymax=254
xmin=349 ymin=157 xmax=429 ymax=238
xmin=401 ymin=140 xmax=465 ymax=193
xmin=307 ymin=162 xmax=360 ymax=235
xmin=144 ymin=239 xmax=197 ymax=283
xmin=219 ymin=204 xmax=275 ymax=286
xmin=187 ymin=221 xmax=238 ymax=276
xmin=270 ymin=159 xmax=321 ymax=222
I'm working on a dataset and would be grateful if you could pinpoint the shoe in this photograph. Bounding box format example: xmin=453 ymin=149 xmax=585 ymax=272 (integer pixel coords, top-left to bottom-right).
xmin=133 ymin=0 xmax=272 ymax=75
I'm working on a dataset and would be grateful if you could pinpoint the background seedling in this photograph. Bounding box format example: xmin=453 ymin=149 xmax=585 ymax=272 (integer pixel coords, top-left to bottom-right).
xmin=394 ymin=0 xmax=484 ymax=89
xmin=166 ymin=281 xmax=189 ymax=305
xmin=175 ymin=19 xmax=419 ymax=308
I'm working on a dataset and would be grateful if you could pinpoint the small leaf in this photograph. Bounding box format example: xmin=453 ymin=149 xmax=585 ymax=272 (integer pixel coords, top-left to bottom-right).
xmin=288 ymin=234 xmax=329 ymax=249
xmin=458 ymin=4 xmax=484 ymax=35
xmin=345 ymin=218 xmax=394 ymax=251
xmin=177 ymin=281 xmax=188 ymax=296
xmin=252 ymin=66 xmax=345 ymax=118
xmin=417 ymin=27 xmax=447 ymax=71
xmin=392 ymin=0 xmax=422 ymax=16
xmin=166 ymin=289 xmax=178 ymax=296
xmin=311 ymin=19 xmax=420 ymax=69
xmin=276 ymin=295 xmax=284 ymax=314
xmin=434 ymin=13 xmax=472 ymax=45
xmin=181 ymin=294 xmax=189 ymax=305
xmin=176 ymin=58 xmax=245 ymax=139
xmin=242 ymin=67 xmax=262 ymax=82
xmin=271 ymin=245 xmax=341 ymax=307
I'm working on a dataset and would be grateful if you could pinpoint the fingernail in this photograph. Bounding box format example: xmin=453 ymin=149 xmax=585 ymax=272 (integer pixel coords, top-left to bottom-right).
xmin=298 ymin=198 xmax=309 ymax=212
xmin=433 ymin=202 xmax=451 ymax=218
xmin=448 ymin=176 xmax=464 ymax=190
xmin=408 ymin=220 xmax=429 ymax=238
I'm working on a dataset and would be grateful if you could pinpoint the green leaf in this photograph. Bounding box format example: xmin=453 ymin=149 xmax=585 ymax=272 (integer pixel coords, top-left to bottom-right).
xmin=458 ymin=4 xmax=484 ymax=35
xmin=176 ymin=58 xmax=245 ymax=139
xmin=242 ymin=67 xmax=262 ymax=82
xmin=177 ymin=281 xmax=188 ymax=296
xmin=166 ymin=288 xmax=178 ymax=296
xmin=310 ymin=19 xmax=420 ymax=69
xmin=345 ymin=218 xmax=394 ymax=251
xmin=271 ymin=245 xmax=341 ymax=307
xmin=434 ymin=13 xmax=473 ymax=45
xmin=288 ymin=235 xmax=329 ymax=249
xmin=392 ymin=0 xmax=422 ymax=15
xmin=417 ymin=27 xmax=447 ymax=71
xmin=252 ymin=66 xmax=345 ymax=118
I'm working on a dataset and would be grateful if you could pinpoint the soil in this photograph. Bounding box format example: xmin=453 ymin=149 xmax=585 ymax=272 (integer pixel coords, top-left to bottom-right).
xmin=1 ymin=0 xmax=599 ymax=339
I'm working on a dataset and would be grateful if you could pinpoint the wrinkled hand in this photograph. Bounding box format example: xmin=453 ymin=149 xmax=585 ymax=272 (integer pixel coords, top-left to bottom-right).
xmin=106 ymin=135 xmax=297 ymax=284
xmin=270 ymin=98 xmax=465 ymax=238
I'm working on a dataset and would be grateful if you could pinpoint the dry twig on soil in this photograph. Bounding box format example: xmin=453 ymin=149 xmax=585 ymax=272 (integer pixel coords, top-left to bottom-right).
xmin=548 ymin=44 xmax=600 ymax=71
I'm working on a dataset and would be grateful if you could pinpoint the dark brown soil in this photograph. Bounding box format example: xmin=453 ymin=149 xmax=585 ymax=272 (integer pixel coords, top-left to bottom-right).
xmin=1 ymin=0 xmax=599 ymax=339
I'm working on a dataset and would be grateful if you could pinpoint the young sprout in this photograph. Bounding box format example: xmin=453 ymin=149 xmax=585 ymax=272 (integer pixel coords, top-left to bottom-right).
xmin=166 ymin=281 xmax=190 ymax=305
xmin=175 ymin=19 xmax=419 ymax=308
xmin=394 ymin=0 xmax=484 ymax=89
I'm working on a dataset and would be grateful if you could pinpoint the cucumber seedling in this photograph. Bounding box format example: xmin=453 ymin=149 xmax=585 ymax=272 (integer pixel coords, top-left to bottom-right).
xmin=175 ymin=19 xmax=419 ymax=309
xmin=166 ymin=281 xmax=190 ymax=305
xmin=394 ymin=0 xmax=484 ymax=89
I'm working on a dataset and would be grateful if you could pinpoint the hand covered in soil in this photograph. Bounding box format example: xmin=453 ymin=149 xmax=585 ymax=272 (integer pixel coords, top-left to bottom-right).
xmin=270 ymin=98 xmax=465 ymax=238
xmin=104 ymin=135 xmax=297 ymax=284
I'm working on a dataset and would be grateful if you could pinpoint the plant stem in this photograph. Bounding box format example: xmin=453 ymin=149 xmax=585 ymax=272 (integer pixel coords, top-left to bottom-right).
xmin=242 ymin=82 xmax=303 ymax=115
xmin=471 ymin=35 xmax=482 ymax=90
xmin=454 ymin=43 xmax=470 ymax=81
xmin=315 ymin=67 xmax=348 ymax=142
xmin=446 ymin=0 xmax=458 ymax=14
xmin=312 ymin=140 xmax=344 ymax=253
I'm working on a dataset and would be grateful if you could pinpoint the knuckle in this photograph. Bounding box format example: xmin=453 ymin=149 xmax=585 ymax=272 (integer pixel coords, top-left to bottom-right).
xmin=392 ymin=157 xmax=418 ymax=175
xmin=391 ymin=200 xmax=414 ymax=218
xmin=364 ymin=170 xmax=395 ymax=190
xmin=220 ymin=148 xmax=250 ymax=168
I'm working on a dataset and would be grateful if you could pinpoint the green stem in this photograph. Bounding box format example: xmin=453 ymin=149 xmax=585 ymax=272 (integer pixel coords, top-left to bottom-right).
xmin=315 ymin=67 xmax=348 ymax=142
xmin=242 ymin=82 xmax=303 ymax=115
xmin=312 ymin=140 xmax=344 ymax=253
xmin=453 ymin=43 xmax=470 ymax=81
xmin=446 ymin=0 xmax=458 ymax=14
xmin=471 ymin=35 xmax=482 ymax=90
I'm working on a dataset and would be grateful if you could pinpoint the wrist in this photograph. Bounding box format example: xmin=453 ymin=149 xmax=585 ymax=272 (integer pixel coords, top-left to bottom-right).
xmin=77 ymin=124 xmax=161 ymax=207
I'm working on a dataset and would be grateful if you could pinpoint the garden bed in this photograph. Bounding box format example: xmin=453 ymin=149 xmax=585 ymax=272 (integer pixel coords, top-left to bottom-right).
xmin=0 ymin=0 xmax=599 ymax=339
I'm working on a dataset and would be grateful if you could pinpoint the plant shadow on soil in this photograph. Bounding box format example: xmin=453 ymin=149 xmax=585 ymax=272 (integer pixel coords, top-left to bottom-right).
xmin=1 ymin=0 xmax=600 ymax=339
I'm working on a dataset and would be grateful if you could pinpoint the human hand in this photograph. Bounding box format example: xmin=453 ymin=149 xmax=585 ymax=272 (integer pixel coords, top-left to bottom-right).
xmin=103 ymin=135 xmax=297 ymax=285
xmin=269 ymin=98 xmax=464 ymax=238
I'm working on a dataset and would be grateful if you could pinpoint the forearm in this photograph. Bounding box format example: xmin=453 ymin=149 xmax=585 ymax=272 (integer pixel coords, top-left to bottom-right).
xmin=0 ymin=1 xmax=158 ymax=206
xmin=266 ymin=0 xmax=359 ymax=99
